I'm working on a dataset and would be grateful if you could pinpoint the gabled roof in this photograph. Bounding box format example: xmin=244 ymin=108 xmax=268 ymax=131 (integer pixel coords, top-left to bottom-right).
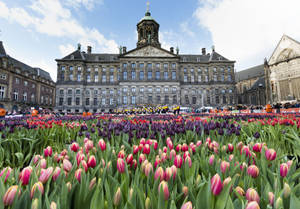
xmin=249 ymin=76 xmax=265 ymax=90
xmin=121 ymin=44 xmax=178 ymax=58
xmin=0 ymin=41 xmax=7 ymax=57
xmin=60 ymin=49 xmax=86 ymax=61
xmin=235 ymin=64 xmax=264 ymax=82
xmin=180 ymin=51 xmax=232 ymax=63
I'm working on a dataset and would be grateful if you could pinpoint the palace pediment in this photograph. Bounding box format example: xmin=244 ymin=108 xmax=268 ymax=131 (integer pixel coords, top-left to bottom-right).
xmin=122 ymin=45 xmax=178 ymax=58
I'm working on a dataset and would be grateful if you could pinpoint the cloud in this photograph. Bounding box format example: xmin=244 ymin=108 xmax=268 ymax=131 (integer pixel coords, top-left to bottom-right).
xmin=180 ymin=22 xmax=195 ymax=37
xmin=63 ymin=0 xmax=103 ymax=11
xmin=59 ymin=44 xmax=76 ymax=57
xmin=194 ymin=0 xmax=300 ymax=70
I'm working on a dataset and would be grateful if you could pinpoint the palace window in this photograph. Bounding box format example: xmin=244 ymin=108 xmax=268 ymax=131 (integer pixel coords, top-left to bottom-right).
xmin=131 ymin=70 xmax=136 ymax=80
xmin=228 ymin=75 xmax=232 ymax=82
xmin=86 ymin=98 xmax=90 ymax=106
xmin=23 ymin=92 xmax=27 ymax=102
xmin=221 ymin=74 xmax=224 ymax=82
xmin=95 ymin=75 xmax=99 ymax=82
xmin=164 ymin=87 xmax=169 ymax=93
xmin=123 ymin=87 xmax=128 ymax=93
xmin=164 ymin=71 xmax=168 ymax=80
xmin=198 ymin=75 xmax=202 ymax=82
xmin=131 ymin=96 xmax=136 ymax=104
xmin=123 ymin=96 xmax=127 ymax=104
xmin=110 ymin=98 xmax=114 ymax=105
xmin=87 ymin=68 xmax=91 ymax=72
xmin=77 ymin=67 xmax=81 ymax=71
xmin=192 ymin=97 xmax=197 ymax=104
xmin=172 ymin=63 xmax=176 ymax=69
xmin=191 ymin=75 xmax=195 ymax=82
xmin=123 ymin=71 xmax=127 ymax=80
xmin=59 ymin=89 xmax=64 ymax=95
xmin=131 ymin=63 xmax=136 ymax=70
xmin=205 ymin=75 xmax=208 ymax=82
xmin=0 ymin=74 xmax=6 ymax=80
xmin=76 ymin=97 xmax=80 ymax=105
xmin=184 ymin=75 xmax=187 ymax=82
xmin=13 ymin=90 xmax=18 ymax=101
xmin=61 ymin=66 xmax=65 ymax=71
xmin=213 ymin=75 xmax=217 ymax=81
xmin=155 ymin=71 xmax=160 ymax=80
xmin=93 ymin=98 xmax=97 ymax=106
xmin=24 ymin=81 xmax=28 ymax=86
xmin=147 ymin=70 xmax=152 ymax=79
xmin=148 ymin=87 xmax=152 ymax=93
xmin=173 ymin=95 xmax=177 ymax=104
xmin=76 ymin=89 xmax=80 ymax=94
xmin=156 ymin=63 xmax=160 ymax=69
xmin=156 ymin=87 xmax=160 ymax=93
xmin=216 ymin=96 xmax=219 ymax=104
xmin=110 ymin=75 xmax=114 ymax=82
xmin=67 ymin=97 xmax=72 ymax=106
xmin=228 ymin=67 xmax=231 ymax=72
xmin=15 ymin=77 xmax=20 ymax=84
xmin=69 ymin=74 xmax=73 ymax=81
xmin=172 ymin=71 xmax=176 ymax=80
xmin=102 ymin=98 xmax=106 ymax=105
xmin=157 ymin=95 xmax=161 ymax=103
xmin=59 ymin=98 xmax=63 ymax=106
xmin=102 ymin=75 xmax=106 ymax=82
xmin=140 ymin=87 xmax=144 ymax=93
xmin=87 ymin=75 xmax=91 ymax=82
xmin=165 ymin=95 xmax=169 ymax=104
xmin=95 ymin=68 xmax=99 ymax=73
xmin=164 ymin=63 xmax=168 ymax=70
xmin=31 ymin=94 xmax=35 ymax=103
xmin=110 ymin=89 xmax=114 ymax=95
xmin=172 ymin=87 xmax=177 ymax=93
xmin=68 ymin=89 xmax=72 ymax=95
xmin=140 ymin=71 xmax=144 ymax=80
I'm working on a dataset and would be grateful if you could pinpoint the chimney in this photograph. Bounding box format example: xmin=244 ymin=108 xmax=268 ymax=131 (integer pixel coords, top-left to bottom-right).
xmin=170 ymin=47 xmax=174 ymax=54
xmin=77 ymin=43 xmax=81 ymax=51
xmin=87 ymin=46 xmax=92 ymax=54
xmin=176 ymin=46 xmax=179 ymax=55
xmin=212 ymin=45 xmax=215 ymax=53
xmin=202 ymin=48 xmax=206 ymax=55
xmin=122 ymin=46 xmax=127 ymax=54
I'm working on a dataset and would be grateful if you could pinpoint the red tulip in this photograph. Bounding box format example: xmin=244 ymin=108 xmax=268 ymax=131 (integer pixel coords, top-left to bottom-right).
xmin=39 ymin=167 xmax=53 ymax=184
xmin=247 ymin=165 xmax=259 ymax=178
xmin=140 ymin=138 xmax=146 ymax=145
xmin=181 ymin=201 xmax=192 ymax=209
xmin=265 ymin=149 xmax=276 ymax=161
xmin=153 ymin=140 xmax=158 ymax=150
xmin=75 ymin=168 xmax=83 ymax=182
xmin=76 ymin=153 xmax=85 ymax=166
xmin=131 ymin=159 xmax=137 ymax=169
xmin=209 ymin=155 xmax=215 ymax=165
xmin=52 ymin=167 xmax=61 ymax=181
xmin=154 ymin=157 xmax=161 ymax=168
xmin=268 ymin=192 xmax=274 ymax=206
xmin=126 ymin=154 xmax=133 ymax=164
xmin=80 ymin=160 xmax=88 ymax=172
xmin=63 ymin=159 xmax=72 ymax=172
xmin=33 ymin=155 xmax=42 ymax=164
xmin=183 ymin=151 xmax=190 ymax=160
xmin=70 ymin=142 xmax=80 ymax=152
xmin=133 ymin=145 xmax=139 ymax=155
xmin=245 ymin=201 xmax=260 ymax=209
xmin=139 ymin=154 xmax=146 ymax=164
xmin=176 ymin=144 xmax=182 ymax=152
xmin=211 ymin=174 xmax=223 ymax=195
xmin=117 ymin=158 xmax=125 ymax=173
xmin=227 ymin=143 xmax=234 ymax=153
xmin=98 ymin=139 xmax=106 ymax=151
xmin=144 ymin=162 xmax=153 ymax=177
xmin=163 ymin=146 xmax=168 ymax=153
xmin=161 ymin=153 xmax=167 ymax=162
xmin=182 ymin=143 xmax=188 ymax=152
xmin=185 ymin=156 xmax=192 ymax=168
xmin=87 ymin=155 xmax=97 ymax=168
xmin=19 ymin=166 xmax=32 ymax=185
xmin=143 ymin=144 xmax=150 ymax=155
xmin=3 ymin=185 xmax=20 ymax=206
xmin=246 ymin=188 xmax=260 ymax=203
xmin=155 ymin=166 xmax=165 ymax=181
xmin=174 ymin=155 xmax=183 ymax=168
xmin=252 ymin=143 xmax=262 ymax=153
xmin=0 ymin=167 xmax=12 ymax=183
xmin=241 ymin=146 xmax=251 ymax=157
xmin=237 ymin=142 xmax=244 ymax=151
xmin=31 ymin=181 xmax=44 ymax=199
xmin=280 ymin=163 xmax=289 ymax=177
xmin=118 ymin=150 xmax=125 ymax=158
xmin=158 ymin=181 xmax=169 ymax=200
xmin=44 ymin=146 xmax=53 ymax=157
xmin=220 ymin=161 xmax=230 ymax=174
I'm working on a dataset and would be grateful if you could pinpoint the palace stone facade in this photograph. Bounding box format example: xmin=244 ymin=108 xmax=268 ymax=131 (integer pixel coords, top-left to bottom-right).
xmin=55 ymin=8 xmax=236 ymax=113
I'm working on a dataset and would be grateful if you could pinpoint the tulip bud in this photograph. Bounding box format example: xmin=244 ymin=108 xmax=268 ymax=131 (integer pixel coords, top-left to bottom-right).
xmin=227 ymin=143 xmax=234 ymax=153
xmin=223 ymin=177 xmax=232 ymax=187
xmin=114 ymin=187 xmax=122 ymax=206
xmin=182 ymin=186 xmax=188 ymax=197
xmin=158 ymin=181 xmax=169 ymax=200
xmin=176 ymin=144 xmax=182 ymax=152
xmin=245 ymin=201 xmax=260 ymax=209
xmin=211 ymin=174 xmax=223 ymax=195
xmin=171 ymin=165 xmax=177 ymax=180
xmin=32 ymin=198 xmax=39 ymax=209
xmin=247 ymin=165 xmax=259 ymax=178
xmin=44 ymin=146 xmax=53 ymax=157
xmin=196 ymin=174 xmax=201 ymax=185
xmin=280 ymin=163 xmax=289 ymax=177
xmin=39 ymin=167 xmax=53 ymax=184
xmin=133 ymin=145 xmax=139 ymax=155
xmin=252 ymin=143 xmax=262 ymax=153
xmin=145 ymin=197 xmax=151 ymax=209
xmin=169 ymin=149 xmax=176 ymax=160
xmin=246 ymin=188 xmax=260 ymax=203
xmin=75 ymin=168 xmax=83 ymax=182
xmin=265 ymin=149 xmax=276 ymax=161
xmin=155 ymin=167 xmax=165 ymax=181
xmin=165 ymin=167 xmax=172 ymax=181
xmin=287 ymin=160 xmax=293 ymax=169
xmin=89 ymin=177 xmax=96 ymax=190
xmin=66 ymin=182 xmax=72 ymax=192
xmin=31 ymin=181 xmax=44 ymax=199
xmin=235 ymin=186 xmax=245 ymax=196
xmin=70 ymin=142 xmax=80 ymax=152
xmin=209 ymin=155 xmax=215 ymax=165
xmin=50 ymin=201 xmax=57 ymax=209
xmin=98 ymin=139 xmax=106 ymax=151
xmin=181 ymin=201 xmax=193 ymax=209
xmin=3 ymin=185 xmax=21 ymax=206
xmin=117 ymin=158 xmax=125 ymax=173
xmin=275 ymin=197 xmax=283 ymax=209
xmin=19 ymin=166 xmax=32 ymax=185
xmin=268 ymin=192 xmax=274 ymax=206
xmin=87 ymin=155 xmax=97 ymax=168
xmin=126 ymin=154 xmax=133 ymax=164
xmin=0 ymin=167 xmax=12 ymax=183
xmin=52 ymin=167 xmax=61 ymax=181
xmin=63 ymin=159 xmax=72 ymax=172
xmin=144 ymin=162 xmax=153 ymax=177
xmin=174 ymin=155 xmax=183 ymax=168
xmin=283 ymin=183 xmax=290 ymax=198
xmin=220 ymin=161 xmax=230 ymax=174
xmin=185 ymin=156 xmax=192 ymax=168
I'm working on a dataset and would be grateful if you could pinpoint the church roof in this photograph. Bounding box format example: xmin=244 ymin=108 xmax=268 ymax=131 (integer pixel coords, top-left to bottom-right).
xmin=235 ymin=64 xmax=264 ymax=82
xmin=249 ymin=76 xmax=265 ymax=90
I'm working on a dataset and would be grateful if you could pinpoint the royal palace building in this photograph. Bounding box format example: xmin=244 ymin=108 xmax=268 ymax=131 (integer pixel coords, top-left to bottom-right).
xmin=55 ymin=7 xmax=236 ymax=113
xmin=0 ymin=41 xmax=55 ymax=113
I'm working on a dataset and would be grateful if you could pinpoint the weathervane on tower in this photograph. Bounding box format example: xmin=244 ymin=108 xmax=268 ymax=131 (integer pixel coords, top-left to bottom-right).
xmin=146 ymin=1 xmax=150 ymax=13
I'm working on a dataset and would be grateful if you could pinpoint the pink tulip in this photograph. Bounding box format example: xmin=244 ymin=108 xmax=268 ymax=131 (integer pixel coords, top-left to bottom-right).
xmin=141 ymin=160 xmax=149 ymax=173
xmin=241 ymin=146 xmax=251 ymax=157
xmin=131 ymin=159 xmax=137 ymax=169
xmin=176 ymin=144 xmax=182 ymax=152
xmin=39 ymin=167 xmax=53 ymax=184
xmin=287 ymin=160 xmax=293 ymax=169
xmin=154 ymin=158 xmax=161 ymax=168
xmin=252 ymin=143 xmax=262 ymax=153
xmin=76 ymin=153 xmax=85 ymax=166
xmin=19 ymin=166 xmax=32 ymax=185
xmin=31 ymin=181 xmax=44 ymax=199
xmin=220 ymin=161 xmax=230 ymax=174
xmin=229 ymin=154 xmax=234 ymax=162
xmin=185 ymin=156 xmax=192 ymax=168
xmin=85 ymin=140 xmax=94 ymax=151
xmin=44 ymin=146 xmax=53 ymax=157
xmin=211 ymin=174 xmax=223 ymax=195
xmin=181 ymin=201 xmax=192 ymax=209
xmin=33 ymin=155 xmax=42 ymax=164
xmin=114 ymin=187 xmax=122 ymax=206
xmin=167 ymin=141 xmax=173 ymax=150
xmin=126 ymin=154 xmax=133 ymax=164
xmin=161 ymin=153 xmax=167 ymax=162
xmin=237 ymin=142 xmax=244 ymax=151
xmin=182 ymin=143 xmax=188 ymax=152
xmin=155 ymin=167 xmax=165 ymax=181
xmin=247 ymin=165 xmax=259 ymax=178
xmin=280 ymin=163 xmax=289 ymax=177
xmin=158 ymin=181 xmax=169 ymax=200
xmin=140 ymin=138 xmax=146 ymax=145
xmin=3 ymin=185 xmax=20 ymax=206
xmin=265 ymin=149 xmax=276 ymax=161
xmin=98 ymin=139 xmax=106 ymax=151
xmin=209 ymin=155 xmax=215 ymax=165
xmin=246 ymin=188 xmax=260 ymax=203
xmin=227 ymin=143 xmax=234 ymax=153
xmin=133 ymin=145 xmax=139 ymax=155
xmin=70 ymin=142 xmax=80 ymax=152
xmin=268 ymin=192 xmax=274 ymax=206
xmin=118 ymin=150 xmax=125 ymax=159
xmin=63 ymin=159 xmax=72 ymax=172
xmin=183 ymin=151 xmax=190 ymax=160
xmin=174 ymin=155 xmax=183 ymax=168
xmin=0 ymin=167 xmax=12 ymax=183
xmin=223 ymin=177 xmax=232 ymax=187
xmin=143 ymin=144 xmax=150 ymax=155
xmin=245 ymin=201 xmax=260 ymax=209
xmin=235 ymin=186 xmax=245 ymax=196
xmin=139 ymin=154 xmax=146 ymax=164
xmin=81 ymin=160 xmax=88 ymax=172
xmin=52 ymin=167 xmax=61 ymax=181
xmin=196 ymin=140 xmax=202 ymax=147
xmin=153 ymin=140 xmax=158 ymax=150
xmin=75 ymin=168 xmax=83 ymax=182
xmin=171 ymin=165 xmax=177 ymax=180
xmin=87 ymin=155 xmax=97 ymax=168
xmin=117 ymin=158 xmax=125 ymax=173
xmin=144 ymin=162 xmax=153 ymax=177
xmin=39 ymin=158 xmax=47 ymax=169
xmin=165 ymin=167 xmax=173 ymax=181
xmin=169 ymin=149 xmax=176 ymax=160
